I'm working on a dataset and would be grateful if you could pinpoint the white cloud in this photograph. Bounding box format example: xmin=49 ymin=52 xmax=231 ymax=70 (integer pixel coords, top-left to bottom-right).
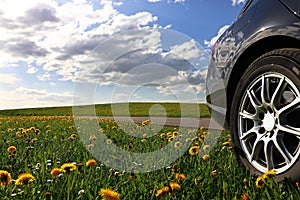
xmin=0 ymin=74 xmax=20 ymax=84
xmin=0 ymin=0 xmax=158 ymax=82
xmin=204 ymin=25 xmax=230 ymax=48
xmin=0 ymin=87 xmax=73 ymax=109
xmin=27 ymin=65 xmax=38 ymax=74
xmin=113 ymin=1 xmax=123 ymax=6
xmin=37 ymin=72 xmax=51 ymax=81
xmin=169 ymin=39 xmax=201 ymax=60
xmin=148 ymin=0 xmax=161 ymax=2
xmin=231 ymin=0 xmax=246 ymax=6
xmin=148 ymin=0 xmax=185 ymax=3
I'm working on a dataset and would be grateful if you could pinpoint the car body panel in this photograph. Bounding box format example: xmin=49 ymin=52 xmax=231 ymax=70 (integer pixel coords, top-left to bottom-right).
xmin=206 ymin=0 xmax=300 ymax=127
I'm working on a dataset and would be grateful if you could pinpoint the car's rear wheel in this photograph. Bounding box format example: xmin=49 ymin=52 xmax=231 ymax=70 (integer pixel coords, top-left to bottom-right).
xmin=230 ymin=48 xmax=300 ymax=182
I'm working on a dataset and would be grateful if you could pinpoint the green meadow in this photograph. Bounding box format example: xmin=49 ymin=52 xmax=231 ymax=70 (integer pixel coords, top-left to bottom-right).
xmin=0 ymin=103 xmax=210 ymax=118
xmin=0 ymin=104 xmax=299 ymax=199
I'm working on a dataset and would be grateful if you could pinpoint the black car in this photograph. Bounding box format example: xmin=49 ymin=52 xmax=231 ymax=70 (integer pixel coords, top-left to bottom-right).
xmin=206 ymin=0 xmax=300 ymax=181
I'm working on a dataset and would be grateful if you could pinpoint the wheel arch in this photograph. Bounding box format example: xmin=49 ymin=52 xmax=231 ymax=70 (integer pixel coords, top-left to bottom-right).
xmin=226 ymin=35 xmax=300 ymax=125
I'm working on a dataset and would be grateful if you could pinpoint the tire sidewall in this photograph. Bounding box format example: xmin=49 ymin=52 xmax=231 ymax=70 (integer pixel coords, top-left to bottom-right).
xmin=230 ymin=53 xmax=300 ymax=182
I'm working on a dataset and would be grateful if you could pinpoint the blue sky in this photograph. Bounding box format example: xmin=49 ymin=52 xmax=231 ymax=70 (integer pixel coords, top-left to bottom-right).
xmin=0 ymin=0 xmax=246 ymax=110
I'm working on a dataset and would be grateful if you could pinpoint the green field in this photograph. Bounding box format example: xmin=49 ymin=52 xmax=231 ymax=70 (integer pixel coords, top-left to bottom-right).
xmin=0 ymin=114 xmax=299 ymax=199
xmin=0 ymin=103 xmax=210 ymax=118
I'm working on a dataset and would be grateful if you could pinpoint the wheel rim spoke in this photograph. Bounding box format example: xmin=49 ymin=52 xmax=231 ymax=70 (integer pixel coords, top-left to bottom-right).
xmin=273 ymin=135 xmax=292 ymax=164
xmin=264 ymin=141 xmax=274 ymax=170
xmin=240 ymin=125 xmax=261 ymax=141
xmin=239 ymin=111 xmax=259 ymax=121
xmin=278 ymin=97 xmax=300 ymax=116
xmin=270 ymin=78 xmax=286 ymax=109
xmin=277 ymin=124 xmax=300 ymax=137
xmin=247 ymin=90 xmax=261 ymax=110
xmin=260 ymin=76 xmax=267 ymax=105
xmin=250 ymin=139 xmax=263 ymax=162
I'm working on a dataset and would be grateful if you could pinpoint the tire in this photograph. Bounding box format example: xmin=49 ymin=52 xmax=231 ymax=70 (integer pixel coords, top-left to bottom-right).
xmin=230 ymin=48 xmax=300 ymax=182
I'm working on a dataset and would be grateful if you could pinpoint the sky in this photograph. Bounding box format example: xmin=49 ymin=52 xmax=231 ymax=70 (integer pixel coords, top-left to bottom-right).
xmin=0 ymin=0 xmax=246 ymax=110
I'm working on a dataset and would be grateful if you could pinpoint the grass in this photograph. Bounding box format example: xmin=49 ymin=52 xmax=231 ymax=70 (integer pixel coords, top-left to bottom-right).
xmin=0 ymin=116 xmax=299 ymax=199
xmin=0 ymin=102 xmax=210 ymax=118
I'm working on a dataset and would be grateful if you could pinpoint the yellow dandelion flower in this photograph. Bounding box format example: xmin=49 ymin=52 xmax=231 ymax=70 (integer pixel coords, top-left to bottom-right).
xmin=45 ymin=191 xmax=51 ymax=196
xmin=155 ymin=189 xmax=164 ymax=197
xmin=255 ymin=176 xmax=265 ymax=188
xmin=0 ymin=170 xmax=11 ymax=187
xmin=141 ymin=119 xmax=151 ymax=126
xmin=241 ymin=193 xmax=249 ymax=200
xmin=155 ymin=186 xmax=169 ymax=197
xmin=99 ymin=188 xmax=120 ymax=200
xmin=30 ymin=138 xmax=38 ymax=143
xmin=189 ymin=146 xmax=200 ymax=155
xmin=106 ymin=139 xmax=112 ymax=144
xmin=9 ymin=154 xmax=16 ymax=158
xmin=203 ymin=145 xmax=210 ymax=151
xmin=160 ymin=133 xmax=166 ymax=139
xmin=173 ymin=131 xmax=179 ymax=137
xmin=15 ymin=172 xmax=35 ymax=185
xmin=192 ymin=136 xmax=199 ymax=141
xmin=167 ymin=132 xmax=173 ymax=138
xmin=243 ymin=178 xmax=247 ymax=184
xmin=86 ymin=159 xmax=97 ymax=167
xmin=174 ymin=141 xmax=182 ymax=148
xmin=202 ymin=154 xmax=210 ymax=160
xmin=50 ymin=168 xmax=62 ymax=177
xmin=162 ymin=186 xmax=169 ymax=193
xmin=70 ymin=134 xmax=77 ymax=139
xmin=68 ymin=125 xmax=74 ymax=129
xmin=141 ymin=139 xmax=146 ymax=143
xmin=99 ymin=128 xmax=105 ymax=133
xmin=168 ymin=136 xmax=175 ymax=142
xmin=262 ymin=169 xmax=276 ymax=179
xmin=222 ymin=141 xmax=231 ymax=146
xmin=35 ymin=129 xmax=41 ymax=135
xmin=89 ymin=135 xmax=97 ymax=141
xmin=87 ymin=144 xmax=94 ymax=150
xmin=19 ymin=128 xmax=25 ymax=133
xmin=175 ymin=173 xmax=186 ymax=181
xmin=7 ymin=146 xmax=16 ymax=153
xmin=169 ymin=182 xmax=181 ymax=190
xmin=61 ymin=163 xmax=76 ymax=173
